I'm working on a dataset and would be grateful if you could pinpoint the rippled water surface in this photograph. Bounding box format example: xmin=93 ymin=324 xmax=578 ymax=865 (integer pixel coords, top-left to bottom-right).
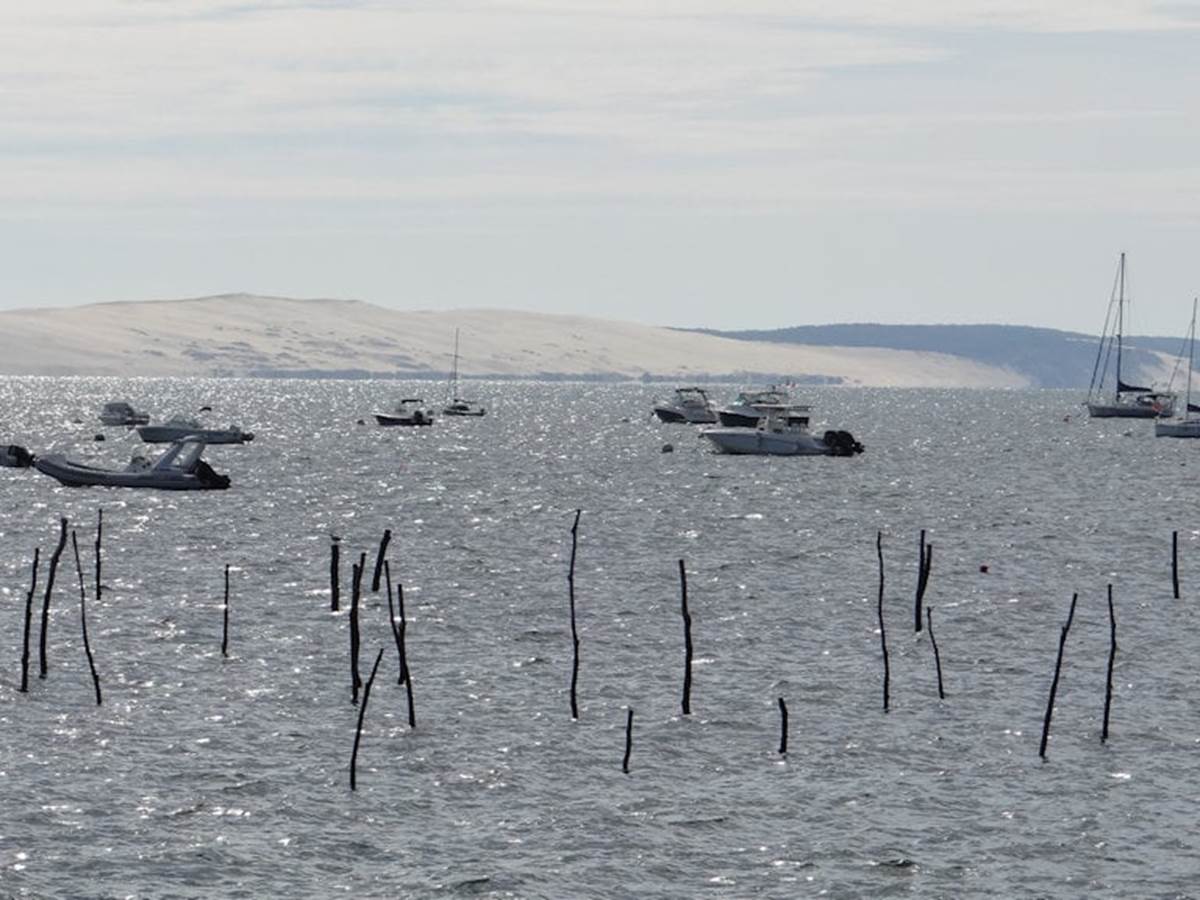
xmin=2 ymin=378 xmax=1200 ymax=898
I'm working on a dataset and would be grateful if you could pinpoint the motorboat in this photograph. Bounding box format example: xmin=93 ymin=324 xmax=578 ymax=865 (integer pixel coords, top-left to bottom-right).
xmin=716 ymin=386 xmax=797 ymax=427
xmin=1156 ymin=298 xmax=1200 ymax=439
xmin=1086 ymin=253 xmax=1175 ymax=419
xmin=701 ymin=406 xmax=864 ymax=456
xmin=137 ymin=416 xmax=254 ymax=444
xmin=442 ymin=329 xmax=487 ymax=417
xmin=99 ymin=401 xmax=151 ymax=426
xmin=1 ymin=444 xmax=35 ymax=468
xmin=375 ymin=399 xmax=435 ymax=427
xmin=653 ymin=387 xmax=717 ymax=424
xmin=34 ymin=438 xmax=231 ymax=490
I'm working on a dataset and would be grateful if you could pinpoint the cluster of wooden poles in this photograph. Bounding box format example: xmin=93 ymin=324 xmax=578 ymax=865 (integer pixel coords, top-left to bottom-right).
xmin=9 ymin=512 xmax=1188 ymax=789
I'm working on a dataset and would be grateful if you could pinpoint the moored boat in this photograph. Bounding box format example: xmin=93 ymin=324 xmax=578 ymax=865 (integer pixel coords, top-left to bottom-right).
xmin=442 ymin=329 xmax=487 ymax=417
xmin=701 ymin=406 xmax=863 ymax=456
xmin=34 ymin=438 xmax=231 ymax=489
xmin=716 ymin=386 xmax=795 ymax=427
xmin=137 ymin=416 xmax=254 ymax=444
xmin=1156 ymin=298 xmax=1200 ymax=439
xmin=653 ymin=387 xmax=717 ymax=424
xmin=99 ymin=401 xmax=151 ymax=426
xmin=375 ymin=399 xmax=435 ymax=427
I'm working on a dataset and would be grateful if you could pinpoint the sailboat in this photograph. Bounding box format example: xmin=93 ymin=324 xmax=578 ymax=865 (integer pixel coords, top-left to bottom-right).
xmin=1156 ymin=299 xmax=1200 ymax=438
xmin=442 ymin=329 xmax=486 ymax=417
xmin=1085 ymin=252 xmax=1175 ymax=419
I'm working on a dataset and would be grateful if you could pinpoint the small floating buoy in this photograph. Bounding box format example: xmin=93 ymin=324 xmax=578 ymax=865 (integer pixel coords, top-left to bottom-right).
xmin=979 ymin=564 xmax=989 ymax=573
xmin=199 ymin=405 xmax=212 ymax=412
xmin=356 ymin=419 xmax=366 ymax=426
xmin=661 ymin=443 xmax=674 ymax=453
xmin=93 ymin=433 xmax=106 ymax=442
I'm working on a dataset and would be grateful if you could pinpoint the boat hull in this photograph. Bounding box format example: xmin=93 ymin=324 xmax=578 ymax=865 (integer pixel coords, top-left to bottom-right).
xmin=137 ymin=426 xmax=253 ymax=443
xmin=34 ymin=456 xmax=229 ymax=489
xmin=1156 ymin=420 xmax=1200 ymax=438
xmin=701 ymin=428 xmax=831 ymax=456
xmin=653 ymin=405 xmax=716 ymax=424
xmin=1087 ymin=402 xmax=1165 ymax=419
xmin=375 ymin=413 xmax=433 ymax=427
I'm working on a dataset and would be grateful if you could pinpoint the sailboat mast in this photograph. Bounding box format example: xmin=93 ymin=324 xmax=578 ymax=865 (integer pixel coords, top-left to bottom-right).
xmin=450 ymin=328 xmax=460 ymax=399
xmin=1115 ymin=252 xmax=1125 ymax=399
xmin=1188 ymin=299 xmax=1197 ymax=415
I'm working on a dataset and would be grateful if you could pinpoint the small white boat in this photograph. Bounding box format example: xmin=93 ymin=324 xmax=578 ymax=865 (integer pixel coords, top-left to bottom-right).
xmin=99 ymin=401 xmax=151 ymax=426
xmin=1156 ymin=298 xmax=1200 ymax=439
xmin=653 ymin=387 xmax=717 ymax=424
xmin=375 ymin=399 xmax=435 ymax=427
xmin=137 ymin=416 xmax=254 ymax=444
xmin=1 ymin=444 xmax=35 ymax=468
xmin=442 ymin=329 xmax=487 ymax=417
xmin=35 ymin=438 xmax=231 ymax=489
xmin=716 ymin=386 xmax=797 ymax=427
xmin=701 ymin=406 xmax=864 ymax=456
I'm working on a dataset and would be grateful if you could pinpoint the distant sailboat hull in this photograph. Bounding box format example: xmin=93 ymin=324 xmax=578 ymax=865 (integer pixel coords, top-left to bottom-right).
xmin=1155 ymin=420 xmax=1200 ymax=438
xmin=1086 ymin=400 xmax=1168 ymax=419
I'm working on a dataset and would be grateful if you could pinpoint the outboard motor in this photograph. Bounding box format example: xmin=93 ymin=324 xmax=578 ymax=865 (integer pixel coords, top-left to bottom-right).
xmin=823 ymin=430 xmax=865 ymax=457
xmin=2 ymin=444 xmax=35 ymax=468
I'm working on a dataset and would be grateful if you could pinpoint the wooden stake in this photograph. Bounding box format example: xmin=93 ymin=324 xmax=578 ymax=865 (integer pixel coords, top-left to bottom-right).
xmin=371 ymin=528 xmax=391 ymax=592
xmin=350 ymin=554 xmax=364 ymax=704
xmin=877 ymin=531 xmax=890 ymax=713
xmin=349 ymin=647 xmax=385 ymax=791
xmin=926 ymin=607 xmax=946 ymax=699
xmin=39 ymin=517 xmax=68 ymax=679
xmin=1038 ymin=593 xmax=1078 ymax=760
xmin=70 ymin=531 xmax=102 ymax=705
xmin=19 ymin=548 xmax=39 ymax=693
xmin=915 ymin=529 xmax=926 ymax=632
xmin=622 ymin=708 xmax=634 ymax=774
xmin=395 ymin=575 xmax=415 ymax=728
xmin=94 ymin=509 xmax=103 ymax=606
xmin=384 ymin=561 xmax=404 ymax=682
xmin=330 ymin=535 xmax=341 ymax=612
xmin=777 ymin=697 xmax=789 ymax=755
xmin=568 ymin=509 xmax=581 ymax=720
xmin=221 ymin=564 xmax=231 ymax=658
xmin=1172 ymin=530 xmax=1180 ymax=599
xmin=679 ymin=559 xmax=693 ymax=716
xmin=1102 ymin=584 xmax=1117 ymax=743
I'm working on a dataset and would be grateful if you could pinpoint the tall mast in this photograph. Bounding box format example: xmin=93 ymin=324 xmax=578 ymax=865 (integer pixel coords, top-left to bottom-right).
xmin=1115 ymin=251 xmax=1125 ymax=399
xmin=450 ymin=329 xmax=460 ymax=399
xmin=1188 ymin=298 xmax=1197 ymax=416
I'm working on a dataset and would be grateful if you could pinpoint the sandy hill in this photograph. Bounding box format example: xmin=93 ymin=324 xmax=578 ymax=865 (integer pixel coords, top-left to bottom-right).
xmin=0 ymin=294 xmax=1029 ymax=387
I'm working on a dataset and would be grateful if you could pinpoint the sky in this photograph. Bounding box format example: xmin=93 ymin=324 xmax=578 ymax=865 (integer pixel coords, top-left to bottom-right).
xmin=1 ymin=1 xmax=1198 ymax=332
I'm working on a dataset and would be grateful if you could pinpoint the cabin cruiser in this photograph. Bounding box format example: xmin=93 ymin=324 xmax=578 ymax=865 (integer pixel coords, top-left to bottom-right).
xmin=716 ymin=386 xmax=797 ymax=427
xmin=34 ymin=438 xmax=231 ymax=489
xmin=701 ymin=406 xmax=864 ymax=456
xmin=375 ymin=399 xmax=435 ymax=427
xmin=443 ymin=399 xmax=486 ymax=417
xmin=1 ymin=444 xmax=34 ymax=468
xmin=99 ymin=401 xmax=150 ymax=426
xmin=652 ymin=387 xmax=717 ymax=424
xmin=137 ymin=416 xmax=254 ymax=444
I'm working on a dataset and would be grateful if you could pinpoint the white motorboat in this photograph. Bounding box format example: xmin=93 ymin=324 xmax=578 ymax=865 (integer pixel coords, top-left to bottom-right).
xmin=653 ymin=387 xmax=717 ymax=424
xmin=375 ymin=399 xmax=435 ymax=427
xmin=1086 ymin=253 xmax=1175 ymax=419
xmin=34 ymin=438 xmax=231 ymax=490
xmin=716 ymin=386 xmax=797 ymax=427
xmin=99 ymin=401 xmax=151 ymax=426
xmin=1156 ymin=298 xmax=1200 ymax=439
xmin=701 ymin=406 xmax=864 ymax=456
xmin=137 ymin=416 xmax=254 ymax=444
xmin=1 ymin=444 xmax=35 ymax=468
xmin=442 ymin=329 xmax=487 ymax=417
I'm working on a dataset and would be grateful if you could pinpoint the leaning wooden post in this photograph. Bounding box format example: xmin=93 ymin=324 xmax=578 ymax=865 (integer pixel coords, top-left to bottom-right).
xmin=370 ymin=528 xmax=391 ymax=592
xmin=914 ymin=529 xmax=926 ymax=632
xmin=349 ymin=647 xmax=385 ymax=791
xmin=350 ymin=554 xmax=365 ymax=704
xmin=19 ymin=548 xmax=40 ymax=693
xmin=777 ymin=697 xmax=789 ymax=755
xmin=1102 ymin=584 xmax=1118 ymax=743
xmin=622 ymin=708 xmax=634 ymax=774
xmin=71 ymin=532 xmax=103 ymax=705
xmin=678 ymin=559 xmax=693 ymax=716
xmin=1038 ymin=592 xmax=1079 ymax=759
xmin=877 ymin=531 xmax=890 ymax=713
xmin=94 ymin=509 xmax=103 ymax=605
xmin=384 ymin=561 xmax=404 ymax=680
xmin=1172 ymin=531 xmax=1180 ymax=599
xmin=397 ymin=579 xmax=415 ymax=728
xmin=568 ymin=509 xmax=582 ymax=720
xmin=221 ymin=564 xmax=231 ymax=658
xmin=330 ymin=535 xmax=341 ymax=612
xmin=926 ymin=607 xmax=946 ymax=699
xmin=39 ymin=517 xmax=69 ymax=679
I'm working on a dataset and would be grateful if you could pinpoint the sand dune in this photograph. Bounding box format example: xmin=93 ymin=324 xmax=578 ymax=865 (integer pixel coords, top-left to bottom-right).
xmin=0 ymin=294 xmax=1029 ymax=387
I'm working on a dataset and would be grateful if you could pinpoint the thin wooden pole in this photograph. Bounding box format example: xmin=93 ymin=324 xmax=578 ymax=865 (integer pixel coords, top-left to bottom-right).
xmin=94 ymin=509 xmax=103 ymax=606
xmin=622 ymin=708 xmax=634 ymax=774
xmin=330 ymin=535 xmax=341 ymax=612
xmin=221 ymin=564 xmax=231 ymax=658
xmin=397 ymin=579 xmax=415 ymax=728
xmin=926 ymin=607 xmax=946 ymax=699
xmin=39 ymin=517 xmax=69 ymax=679
xmin=19 ymin=548 xmax=39 ymax=693
xmin=1102 ymin=584 xmax=1118 ymax=743
xmin=915 ymin=529 xmax=926 ymax=632
xmin=349 ymin=647 xmax=385 ymax=791
xmin=679 ymin=559 xmax=693 ymax=716
xmin=384 ymin=561 xmax=404 ymax=682
xmin=1039 ymin=593 xmax=1079 ymax=760
xmin=350 ymin=555 xmax=364 ymax=704
xmin=568 ymin=509 xmax=581 ymax=720
xmin=777 ymin=697 xmax=789 ymax=755
xmin=877 ymin=531 xmax=890 ymax=713
xmin=71 ymin=531 xmax=102 ymax=705
xmin=371 ymin=528 xmax=391 ymax=593
xmin=1172 ymin=530 xmax=1180 ymax=599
